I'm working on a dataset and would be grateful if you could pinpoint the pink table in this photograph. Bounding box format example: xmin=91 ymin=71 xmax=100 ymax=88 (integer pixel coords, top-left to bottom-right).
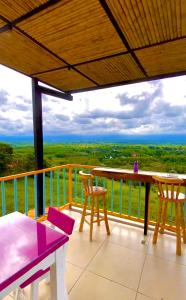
xmin=0 ymin=212 xmax=69 ymax=300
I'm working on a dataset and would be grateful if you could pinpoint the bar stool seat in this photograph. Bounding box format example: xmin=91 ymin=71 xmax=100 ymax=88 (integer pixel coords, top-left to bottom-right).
xmin=152 ymin=175 xmax=186 ymax=255
xmin=79 ymin=171 xmax=110 ymax=241
xmin=91 ymin=186 xmax=107 ymax=194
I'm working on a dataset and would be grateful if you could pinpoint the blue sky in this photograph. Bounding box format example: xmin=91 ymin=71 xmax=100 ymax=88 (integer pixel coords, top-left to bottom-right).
xmin=0 ymin=65 xmax=186 ymax=136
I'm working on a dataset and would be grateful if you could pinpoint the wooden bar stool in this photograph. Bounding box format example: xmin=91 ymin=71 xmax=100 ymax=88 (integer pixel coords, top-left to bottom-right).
xmin=152 ymin=175 xmax=186 ymax=255
xmin=79 ymin=171 xmax=110 ymax=241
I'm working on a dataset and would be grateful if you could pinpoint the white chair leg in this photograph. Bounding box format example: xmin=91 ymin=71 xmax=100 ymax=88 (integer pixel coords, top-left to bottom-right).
xmin=50 ymin=246 xmax=67 ymax=300
xmin=30 ymin=281 xmax=39 ymax=300
xmin=13 ymin=289 xmax=17 ymax=298
xmin=14 ymin=288 xmax=22 ymax=300
xmin=12 ymin=288 xmax=26 ymax=300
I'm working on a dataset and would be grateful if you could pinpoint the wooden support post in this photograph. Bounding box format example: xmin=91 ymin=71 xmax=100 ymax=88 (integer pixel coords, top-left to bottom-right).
xmin=144 ymin=182 xmax=151 ymax=235
xmin=32 ymin=78 xmax=44 ymax=216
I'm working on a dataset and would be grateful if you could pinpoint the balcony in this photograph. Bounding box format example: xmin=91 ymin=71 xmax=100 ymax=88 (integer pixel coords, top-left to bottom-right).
xmin=1 ymin=164 xmax=186 ymax=300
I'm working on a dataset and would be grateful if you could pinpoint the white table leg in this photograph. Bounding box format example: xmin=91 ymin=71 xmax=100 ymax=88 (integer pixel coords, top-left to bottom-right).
xmin=50 ymin=245 xmax=67 ymax=300
xmin=30 ymin=280 xmax=39 ymax=300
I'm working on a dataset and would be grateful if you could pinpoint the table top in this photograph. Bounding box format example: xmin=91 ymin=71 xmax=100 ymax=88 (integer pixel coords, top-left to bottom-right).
xmin=92 ymin=167 xmax=186 ymax=185
xmin=0 ymin=212 xmax=68 ymax=291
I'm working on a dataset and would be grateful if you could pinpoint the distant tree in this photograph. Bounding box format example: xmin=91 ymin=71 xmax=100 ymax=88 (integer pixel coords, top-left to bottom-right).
xmin=0 ymin=143 xmax=13 ymax=175
xmin=23 ymin=153 xmax=50 ymax=171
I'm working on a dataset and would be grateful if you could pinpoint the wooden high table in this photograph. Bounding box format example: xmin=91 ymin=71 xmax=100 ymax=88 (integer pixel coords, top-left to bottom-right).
xmin=92 ymin=167 xmax=186 ymax=235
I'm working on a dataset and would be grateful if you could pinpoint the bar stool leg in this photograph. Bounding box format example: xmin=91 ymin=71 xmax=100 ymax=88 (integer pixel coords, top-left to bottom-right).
xmin=79 ymin=196 xmax=88 ymax=232
xmin=103 ymin=194 xmax=110 ymax=236
xmin=180 ymin=203 xmax=186 ymax=244
xmin=160 ymin=201 xmax=168 ymax=234
xmin=97 ymin=197 xmax=100 ymax=226
xmin=90 ymin=196 xmax=95 ymax=241
xmin=153 ymin=200 xmax=163 ymax=244
xmin=175 ymin=203 xmax=181 ymax=255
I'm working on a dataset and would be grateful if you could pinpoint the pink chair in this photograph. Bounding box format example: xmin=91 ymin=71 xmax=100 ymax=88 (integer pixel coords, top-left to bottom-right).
xmin=15 ymin=207 xmax=75 ymax=300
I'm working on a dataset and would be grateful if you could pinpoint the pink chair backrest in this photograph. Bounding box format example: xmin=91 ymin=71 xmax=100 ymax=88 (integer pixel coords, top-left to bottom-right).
xmin=47 ymin=207 xmax=75 ymax=235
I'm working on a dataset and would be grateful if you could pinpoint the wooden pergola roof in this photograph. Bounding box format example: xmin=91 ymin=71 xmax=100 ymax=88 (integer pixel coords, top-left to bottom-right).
xmin=0 ymin=0 xmax=186 ymax=94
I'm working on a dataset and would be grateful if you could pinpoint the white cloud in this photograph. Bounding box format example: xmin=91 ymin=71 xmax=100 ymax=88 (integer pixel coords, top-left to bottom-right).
xmin=0 ymin=64 xmax=186 ymax=136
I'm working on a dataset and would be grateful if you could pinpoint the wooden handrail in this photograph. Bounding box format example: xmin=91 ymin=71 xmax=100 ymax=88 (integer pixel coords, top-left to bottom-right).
xmin=0 ymin=164 xmax=97 ymax=182
xmin=0 ymin=164 xmax=68 ymax=182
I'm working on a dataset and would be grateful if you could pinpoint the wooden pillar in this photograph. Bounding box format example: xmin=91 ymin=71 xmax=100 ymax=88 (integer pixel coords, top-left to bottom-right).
xmin=32 ymin=78 xmax=44 ymax=216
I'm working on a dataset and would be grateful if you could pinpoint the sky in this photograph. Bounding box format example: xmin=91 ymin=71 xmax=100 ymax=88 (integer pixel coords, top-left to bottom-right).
xmin=0 ymin=64 xmax=186 ymax=136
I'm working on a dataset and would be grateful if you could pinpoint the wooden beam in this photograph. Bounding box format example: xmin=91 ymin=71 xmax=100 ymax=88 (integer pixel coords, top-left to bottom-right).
xmin=67 ymin=70 xmax=186 ymax=93
xmin=38 ymin=85 xmax=73 ymax=101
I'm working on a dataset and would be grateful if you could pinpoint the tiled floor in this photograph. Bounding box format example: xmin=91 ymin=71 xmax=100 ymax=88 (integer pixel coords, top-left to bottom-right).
xmin=5 ymin=209 xmax=186 ymax=300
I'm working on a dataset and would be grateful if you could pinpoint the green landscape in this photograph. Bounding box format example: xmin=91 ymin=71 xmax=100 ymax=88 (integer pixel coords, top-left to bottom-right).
xmin=1 ymin=142 xmax=185 ymax=175
xmin=0 ymin=142 xmax=185 ymax=223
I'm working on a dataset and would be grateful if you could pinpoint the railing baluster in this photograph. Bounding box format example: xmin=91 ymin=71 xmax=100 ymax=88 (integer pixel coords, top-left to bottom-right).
xmin=34 ymin=175 xmax=38 ymax=219
xmin=24 ymin=176 xmax=28 ymax=215
xmin=111 ymin=178 xmax=114 ymax=212
xmin=103 ymin=177 xmax=106 ymax=189
xmin=13 ymin=179 xmax=18 ymax=212
xmin=1 ymin=181 xmax=6 ymax=216
xmin=50 ymin=171 xmax=53 ymax=207
xmin=128 ymin=180 xmax=132 ymax=216
xmin=63 ymin=168 xmax=66 ymax=204
xmin=119 ymin=179 xmax=123 ymax=214
xmin=57 ymin=169 xmax=60 ymax=207
xmin=81 ymin=180 xmax=84 ymax=204
xmin=137 ymin=182 xmax=142 ymax=218
xmin=170 ymin=202 xmax=174 ymax=224
xmin=73 ymin=168 xmax=77 ymax=202
xmin=95 ymin=176 xmax=98 ymax=187
xmin=43 ymin=172 xmax=46 ymax=214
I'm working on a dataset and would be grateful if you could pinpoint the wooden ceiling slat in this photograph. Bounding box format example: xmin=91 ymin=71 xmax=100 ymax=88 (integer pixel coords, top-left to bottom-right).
xmin=125 ymin=0 xmax=147 ymax=46
xmin=147 ymin=1 xmax=161 ymax=43
xmin=166 ymin=0 xmax=174 ymax=39
xmin=142 ymin=1 xmax=158 ymax=43
xmin=0 ymin=29 xmax=66 ymax=75
xmin=0 ymin=0 xmax=48 ymax=21
xmin=176 ymin=0 xmax=181 ymax=37
xmin=106 ymin=0 xmax=185 ymax=49
xmin=149 ymin=0 xmax=163 ymax=42
xmin=135 ymin=0 xmax=153 ymax=44
xmin=181 ymin=0 xmax=186 ymax=35
xmin=105 ymin=0 xmax=137 ymax=48
xmin=37 ymin=68 xmax=96 ymax=92
xmin=77 ymin=54 xmax=144 ymax=85
xmin=19 ymin=0 xmax=125 ymax=64
xmin=0 ymin=0 xmax=185 ymax=93
xmin=171 ymin=0 xmax=177 ymax=36
xmin=135 ymin=38 xmax=186 ymax=76
xmin=161 ymin=0 xmax=171 ymax=40
xmin=131 ymin=0 xmax=149 ymax=45
xmin=157 ymin=0 xmax=167 ymax=40
xmin=120 ymin=1 xmax=143 ymax=44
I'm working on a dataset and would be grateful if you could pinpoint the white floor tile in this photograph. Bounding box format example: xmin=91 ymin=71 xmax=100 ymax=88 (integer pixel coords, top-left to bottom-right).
xmin=107 ymin=223 xmax=150 ymax=252
xmin=69 ymin=271 xmax=136 ymax=300
xmin=136 ymin=293 xmax=155 ymax=300
xmin=66 ymin=262 xmax=83 ymax=292
xmin=67 ymin=230 xmax=105 ymax=268
xmin=139 ymin=255 xmax=186 ymax=300
xmin=147 ymin=232 xmax=186 ymax=265
xmin=88 ymin=241 xmax=146 ymax=290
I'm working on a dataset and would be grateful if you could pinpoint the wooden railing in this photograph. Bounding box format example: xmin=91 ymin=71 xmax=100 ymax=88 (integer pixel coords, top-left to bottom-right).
xmin=0 ymin=164 xmax=185 ymax=233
